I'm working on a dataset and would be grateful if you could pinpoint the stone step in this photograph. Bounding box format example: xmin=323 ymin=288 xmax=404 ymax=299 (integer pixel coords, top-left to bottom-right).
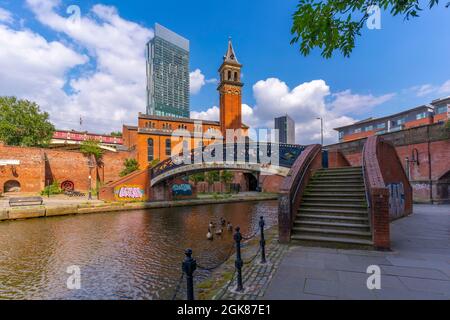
xmin=308 ymin=182 xmax=366 ymax=188
xmin=313 ymin=173 xmax=363 ymax=178
xmin=317 ymin=167 xmax=362 ymax=173
xmin=294 ymin=220 xmax=371 ymax=231
xmin=311 ymin=179 xmax=364 ymax=185
xmin=292 ymin=227 xmax=372 ymax=240
xmin=305 ymin=192 xmax=367 ymax=198
xmin=296 ymin=214 xmax=369 ymax=224
xmin=290 ymin=234 xmax=373 ymax=249
xmin=302 ymin=197 xmax=367 ymax=204
xmin=299 ymin=207 xmax=368 ymax=215
xmin=301 ymin=202 xmax=368 ymax=210
xmin=306 ymin=187 xmax=366 ymax=193
xmin=315 ymin=172 xmax=362 ymax=177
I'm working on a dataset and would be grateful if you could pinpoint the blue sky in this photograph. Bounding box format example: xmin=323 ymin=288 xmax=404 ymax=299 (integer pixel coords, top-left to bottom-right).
xmin=0 ymin=0 xmax=449 ymax=143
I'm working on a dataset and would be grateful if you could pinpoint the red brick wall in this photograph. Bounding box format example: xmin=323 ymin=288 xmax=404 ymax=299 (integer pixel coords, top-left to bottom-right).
xmin=0 ymin=144 xmax=45 ymax=193
xmin=100 ymin=168 xmax=150 ymax=202
xmin=260 ymin=175 xmax=284 ymax=193
xmin=328 ymin=123 xmax=450 ymax=203
xmin=328 ymin=150 xmax=351 ymax=168
xmin=0 ymin=143 xmax=134 ymax=194
xmin=101 ymin=150 xmax=136 ymax=185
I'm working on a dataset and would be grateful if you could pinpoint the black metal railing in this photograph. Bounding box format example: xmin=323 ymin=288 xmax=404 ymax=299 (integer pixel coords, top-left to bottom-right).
xmin=151 ymin=143 xmax=306 ymax=180
xmin=171 ymin=216 xmax=268 ymax=300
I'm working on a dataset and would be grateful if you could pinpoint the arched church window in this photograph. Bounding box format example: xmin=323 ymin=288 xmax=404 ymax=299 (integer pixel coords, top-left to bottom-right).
xmin=165 ymin=139 xmax=171 ymax=156
xmin=147 ymin=138 xmax=154 ymax=162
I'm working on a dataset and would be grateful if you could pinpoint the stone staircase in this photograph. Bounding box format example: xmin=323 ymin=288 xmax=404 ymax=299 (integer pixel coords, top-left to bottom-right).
xmin=291 ymin=166 xmax=373 ymax=249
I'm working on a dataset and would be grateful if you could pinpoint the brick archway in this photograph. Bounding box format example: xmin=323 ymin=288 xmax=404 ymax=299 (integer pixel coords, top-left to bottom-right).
xmin=4 ymin=180 xmax=21 ymax=193
xmin=437 ymin=170 xmax=450 ymax=203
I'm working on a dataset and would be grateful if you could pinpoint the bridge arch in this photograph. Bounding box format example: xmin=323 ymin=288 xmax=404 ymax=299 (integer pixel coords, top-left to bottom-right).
xmin=150 ymin=143 xmax=306 ymax=187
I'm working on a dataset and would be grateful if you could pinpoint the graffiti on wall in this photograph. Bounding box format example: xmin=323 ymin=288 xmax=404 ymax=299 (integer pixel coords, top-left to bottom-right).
xmin=172 ymin=183 xmax=193 ymax=197
xmin=387 ymin=182 xmax=405 ymax=219
xmin=114 ymin=185 xmax=145 ymax=201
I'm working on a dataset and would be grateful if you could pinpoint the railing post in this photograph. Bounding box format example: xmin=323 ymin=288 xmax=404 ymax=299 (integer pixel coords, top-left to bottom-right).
xmin=234 ymin=227 xmax=244 ymax=292
xmin=182 ymin=248 xmax=197 ymax=300
xmin=259 ymin=216 xmax=267 ymax=264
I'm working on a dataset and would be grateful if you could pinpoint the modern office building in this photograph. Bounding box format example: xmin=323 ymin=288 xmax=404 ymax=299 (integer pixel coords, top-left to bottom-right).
xmin=334 ymin=96 xmax=450 ymax=142
xmin=146 ymin=23 xmax=190 ymax=118
xmin=275 ymin=115 xmax=295 ymax=144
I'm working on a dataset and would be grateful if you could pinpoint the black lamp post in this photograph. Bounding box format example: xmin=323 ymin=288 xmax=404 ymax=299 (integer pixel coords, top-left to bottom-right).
xmin=316 ymin=117 xmax=324 ymax=146
xmin=88 ymin=157 xmax=95 ymax=200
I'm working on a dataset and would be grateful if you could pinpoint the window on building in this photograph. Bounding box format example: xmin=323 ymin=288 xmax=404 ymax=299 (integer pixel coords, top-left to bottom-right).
xmin=339 ymin=131 xmax=344 ymax=139
xmin=376 ymin=130 xmax=386 ymax=135
xmin=354 ymin=128 xmax=362 ymax=134
xmin=377 ymin=123 xmax=386 ymax=129
xmin=436 ymin=105 xmax=448 ymax=114
xmin=365 ymin=125 xmax=373 ymax=132
xmin=147 ymin=138 xmax=154 ymax=162
xmin=165 ymin=139 xmax=171 ymax=156
xmin=416 ymin=112 xmax=427 ymax=120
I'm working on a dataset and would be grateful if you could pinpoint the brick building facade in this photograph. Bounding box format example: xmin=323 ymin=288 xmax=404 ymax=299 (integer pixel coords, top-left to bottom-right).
xmin=123 ymin=39 xmax=249 ymax=171
xmin=335 ymin=97 xmax=449 ymax=143
xmin=328 ymin=123 xmax=450 ymax=203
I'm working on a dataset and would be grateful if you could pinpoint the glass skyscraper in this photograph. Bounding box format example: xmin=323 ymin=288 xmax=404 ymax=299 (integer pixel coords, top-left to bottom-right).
xmin=146 ymin=23 xmax=190 ymax=118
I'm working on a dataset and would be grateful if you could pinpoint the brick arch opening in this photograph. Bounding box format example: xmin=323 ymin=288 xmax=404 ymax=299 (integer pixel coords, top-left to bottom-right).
xmin=244 ymin=173 xmax=258 ymax=192
xmin=437 ymin=170 xmax=450 ymax=203
xmin=4 ymin=180 xmax=21 ymax=193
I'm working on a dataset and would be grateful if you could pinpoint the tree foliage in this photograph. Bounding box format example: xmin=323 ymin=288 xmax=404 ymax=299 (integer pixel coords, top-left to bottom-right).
xmin=0 ymin=96 xmax=55 ymax=147
xmin=220 ymin=170 xmax=234 ymax=185
xmin=110 ymin=131 xmax=122 ymax=137
xmin=190 ymin=172 xmax=205 ymax=183
xmin=120 ymin=158 xmax=140 ymax=177
xmin=291 ymin=0 xmax=448 ymax=58
xmin=80 ymin=139 xmax=103 ymax=162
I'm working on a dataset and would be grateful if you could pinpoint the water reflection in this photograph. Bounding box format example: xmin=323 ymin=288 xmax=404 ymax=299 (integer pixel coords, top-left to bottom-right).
xmin=0 ymin=200 xmax=278 ymax=300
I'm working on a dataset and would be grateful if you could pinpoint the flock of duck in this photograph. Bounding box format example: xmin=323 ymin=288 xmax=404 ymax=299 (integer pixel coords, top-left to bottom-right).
xmin=206 ymin=217 xmax=233 ymax=240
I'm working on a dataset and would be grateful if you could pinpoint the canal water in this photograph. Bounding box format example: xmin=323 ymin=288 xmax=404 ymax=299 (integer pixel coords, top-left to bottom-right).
xmin=0 ymin=200 xmax=278 ymax=300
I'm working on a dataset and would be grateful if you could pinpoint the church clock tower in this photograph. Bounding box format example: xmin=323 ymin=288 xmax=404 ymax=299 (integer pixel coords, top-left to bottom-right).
xmin=218 ymin=39 xmax=243 ymax=138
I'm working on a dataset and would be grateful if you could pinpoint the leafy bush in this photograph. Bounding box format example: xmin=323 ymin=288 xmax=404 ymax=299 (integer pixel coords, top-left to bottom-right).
xmin=41 ymin=181 xmax=63 ymax=196
xmin=120 ymin=158 xmax=140 ymax=177
xmin=80 ymin=139 xmax=103 ymax=162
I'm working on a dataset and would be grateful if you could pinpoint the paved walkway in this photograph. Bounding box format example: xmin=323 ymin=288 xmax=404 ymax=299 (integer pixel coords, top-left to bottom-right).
xmin=212 ymin=237 xmax=288 ymax=300
xmin=263 ymin=205 xmax=450 ymax=300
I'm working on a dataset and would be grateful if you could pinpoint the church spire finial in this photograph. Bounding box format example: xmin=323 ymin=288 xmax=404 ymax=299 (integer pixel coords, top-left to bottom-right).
xmin=223 ymin=38 xmax=239 ymax=64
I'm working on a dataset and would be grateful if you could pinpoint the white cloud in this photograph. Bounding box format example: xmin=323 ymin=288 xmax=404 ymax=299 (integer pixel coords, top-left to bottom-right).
xmin=0 ymin=23 xmax=87 ymax=119
xmin=0 ymin=7 xmax=13 ymax=23
xmin=438 ymin=80 xmax=450 ymax=95
xmin=190 ymin=105 xmax=219 ymax=121
xmin=0 ymin=0 xmax=155 ymax=133
xmin=190 ymin=78 xmax=393 ymax=145
xmin=411 ymin=80 xmax=450 ymax=98
xmin=189 ymin=69 xmax=216 ymax=95
xmin=190 ymin=69 xmax=206 ymax=95
xmin=329 ymin=90 xmax=395 ymax=115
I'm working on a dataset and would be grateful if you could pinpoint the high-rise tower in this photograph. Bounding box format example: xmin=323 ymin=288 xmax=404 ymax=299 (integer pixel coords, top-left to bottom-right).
xmin=218 ymin=39 xmax=243 ymax=138
xmin=146 ymin=23 xmax=190 ymax=118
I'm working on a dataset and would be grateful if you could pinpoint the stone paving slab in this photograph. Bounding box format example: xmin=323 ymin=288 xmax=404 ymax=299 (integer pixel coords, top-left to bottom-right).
xmin=263 ymin=204 xmax=450 ymax=300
